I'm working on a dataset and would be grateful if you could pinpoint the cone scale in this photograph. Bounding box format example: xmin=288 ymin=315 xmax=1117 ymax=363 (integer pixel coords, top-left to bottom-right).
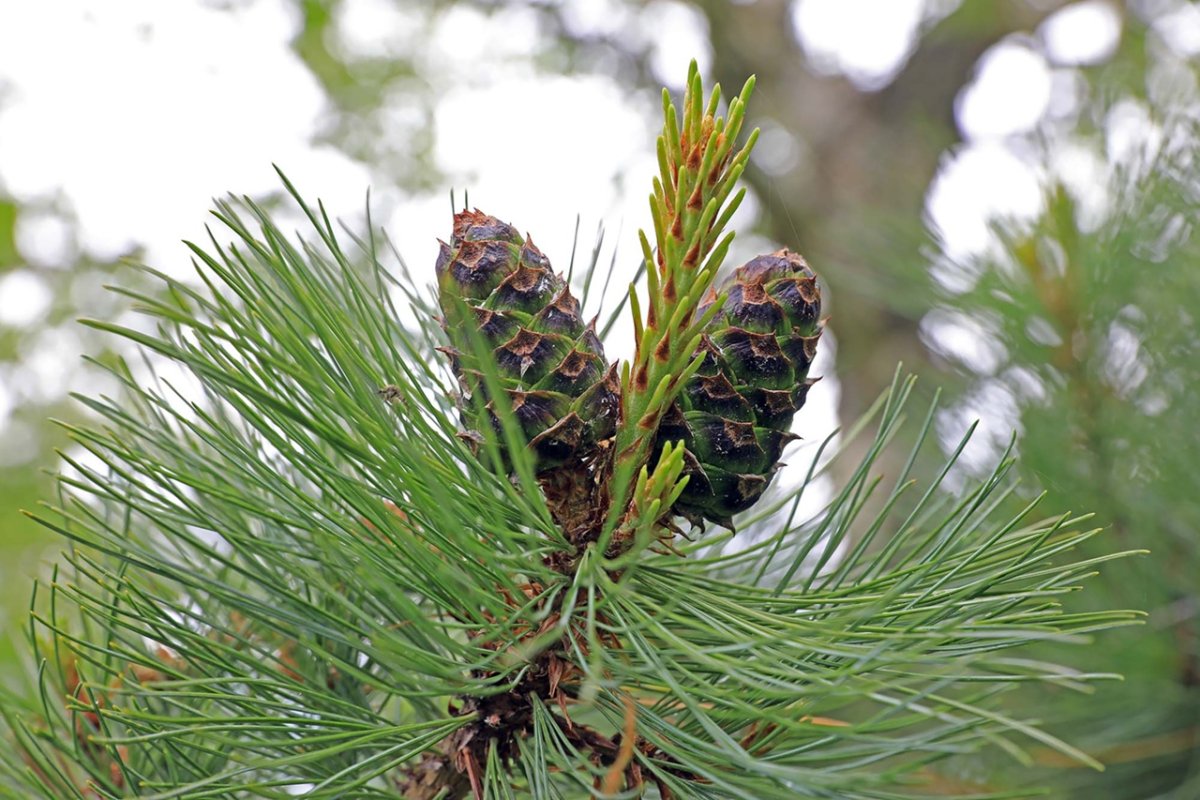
xmin=435 ymin=210 xmax=619 ymax=470
xmin=657 ymin=248 xmax=822 ymax=527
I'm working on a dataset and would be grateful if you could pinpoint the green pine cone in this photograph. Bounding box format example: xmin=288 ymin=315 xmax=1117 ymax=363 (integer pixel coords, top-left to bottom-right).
xmin=659 ymin=249 xmax=822 ymax=527
xmin=435 ymin=209 xmax=619 ymax=470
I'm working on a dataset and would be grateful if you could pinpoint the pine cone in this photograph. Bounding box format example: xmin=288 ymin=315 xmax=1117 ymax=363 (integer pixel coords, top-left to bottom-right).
xmin=658 ymin=249 xmax=822 ymax=528
xmin=436 ymin=210 xmax=619 ymax=470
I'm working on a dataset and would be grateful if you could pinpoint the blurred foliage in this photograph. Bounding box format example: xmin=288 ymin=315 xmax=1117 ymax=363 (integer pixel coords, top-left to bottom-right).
xmin=0 ymin=192 xmax=147 ymax=671
xmin=931 ymin=120 xmax=1200 ymax=797
xmin=0 ymin=201 xmax=18 ymax=265
xmin=1 ymin=0 xmax=1197 ymax=796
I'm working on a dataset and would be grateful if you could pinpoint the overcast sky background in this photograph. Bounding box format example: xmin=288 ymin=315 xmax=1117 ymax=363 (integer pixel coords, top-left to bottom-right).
xmin=0 ymin=1 xmax=1134 ymax=270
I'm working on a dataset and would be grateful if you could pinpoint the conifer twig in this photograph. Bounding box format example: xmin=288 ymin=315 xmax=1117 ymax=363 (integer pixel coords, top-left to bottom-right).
xmin=605 ymin=60 xmax=758 ymax=542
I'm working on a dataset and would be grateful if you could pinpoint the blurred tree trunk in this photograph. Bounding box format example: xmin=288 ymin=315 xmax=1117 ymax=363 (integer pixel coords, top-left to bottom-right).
xmin=692 ymin=0 xmax=1069 ymax=482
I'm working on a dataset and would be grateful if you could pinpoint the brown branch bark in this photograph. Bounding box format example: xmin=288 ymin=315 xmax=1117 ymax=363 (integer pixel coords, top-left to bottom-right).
xmin=397 ymin=744 xmax=473 ymax=800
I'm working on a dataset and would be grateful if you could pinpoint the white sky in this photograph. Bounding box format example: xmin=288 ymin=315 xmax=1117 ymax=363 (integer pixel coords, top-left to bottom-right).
xmin=793 ymin=0 xmax=927 ymax=89
xmin=0 ymin=0 xmax=1144 ymax=477
xmin=0 ymin=1 xmax=1125 ymax=275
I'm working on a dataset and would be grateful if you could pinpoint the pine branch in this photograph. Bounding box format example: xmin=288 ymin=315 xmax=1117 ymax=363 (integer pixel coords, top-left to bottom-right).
xmin=0 ymin=105 xmax=1140 ymax=800
xmin=606 ymin=60 xmax=758 ymax=540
